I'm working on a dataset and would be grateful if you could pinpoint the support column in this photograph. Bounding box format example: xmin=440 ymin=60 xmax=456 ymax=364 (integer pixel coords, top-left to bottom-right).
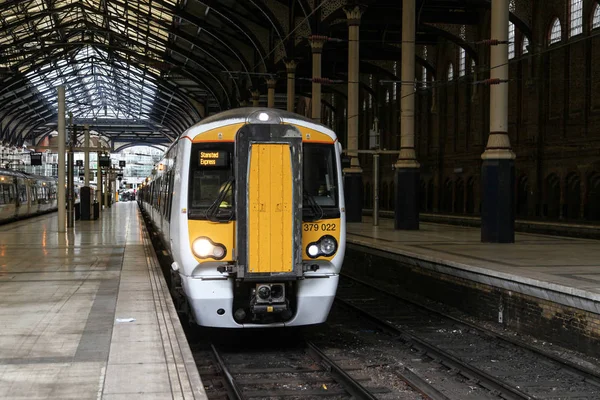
xmin=57 ymin=86 xmax=66 ymax=233
xmin=98 ymin=161 xmax=103 ymax=211
xmin=481 ymin=0 xmax=516 ymax=243
xmin=394 ymin=0 xmax=420 ymax=230
xmin=252 ymin=89 xmax=260 ymax=107
xmin=310 ymin=36 xmax=327 ymax=122
xmin=97 ymin=144 xmax=103 ymax=212
xmin=285 ymin=60 xmax=297 ymax=113
xmin=343 ymin=6 xmax=364 ymax=222
xmin=67 ymin=116 xmax=75 ymax=228
xmin=267 ymin=79 xmax=276 ymax=108
xmin=84 ymin=125 xmax=90 ymax=186
xmin=104 ymin=169 xmax=109 ymax=208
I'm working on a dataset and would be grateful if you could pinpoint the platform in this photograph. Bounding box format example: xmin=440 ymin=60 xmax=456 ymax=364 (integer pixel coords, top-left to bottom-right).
xmin=0 ymin=203 xmax=206 ymax=399
xmin=345 ymin=218 xmax=600 ymax=355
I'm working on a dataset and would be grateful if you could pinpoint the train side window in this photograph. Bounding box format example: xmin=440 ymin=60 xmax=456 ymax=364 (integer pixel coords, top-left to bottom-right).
xmin=161 ymin=175 xmax=168 ymax=217
xmin=0 ymin=184 xmax=7 ymax=205
xmin=303 ymin=144 xmax=338 ymax=207
xmin=167 ymin=170 xmax=175 ymax=221
xmin=18 ymin=185 xmax=27 ymax=203
xmin=8 ymin=185 xmax=16 ymax=202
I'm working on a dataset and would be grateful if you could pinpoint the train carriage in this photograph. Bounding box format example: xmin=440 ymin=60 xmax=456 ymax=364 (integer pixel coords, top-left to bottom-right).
xmin=140 ymin=108 xmax=346 ymax=328
xmin=0 ymin=168 xmax=58 ymax=222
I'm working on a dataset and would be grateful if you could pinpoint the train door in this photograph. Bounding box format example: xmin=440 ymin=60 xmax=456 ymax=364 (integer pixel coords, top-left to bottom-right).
xmin=16 ymin=178 xmax=29 ymax=217
xmin=29 ymin=181 xmax=40 ymax=214
xmin=0 ymin=179 xmax=17 ymax=220
xmin=0 ymin=178 xmax=18 ymax=220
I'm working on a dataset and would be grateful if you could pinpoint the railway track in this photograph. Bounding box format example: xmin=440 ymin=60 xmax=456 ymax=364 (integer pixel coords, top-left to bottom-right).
xmin=196 ymin=339 xmax=389 ymax=399
xmin=335 ymin=274 xmax=600 ymax=400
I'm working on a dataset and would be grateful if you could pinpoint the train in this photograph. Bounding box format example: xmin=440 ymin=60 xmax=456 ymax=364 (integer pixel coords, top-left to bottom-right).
xmin=138 ymin=108 xmax=346 ymax=328
xmin=0 ymin=168 xmax=59 ymax=222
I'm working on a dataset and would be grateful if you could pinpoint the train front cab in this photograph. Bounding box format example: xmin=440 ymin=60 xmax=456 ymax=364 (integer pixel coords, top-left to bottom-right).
xmin=176 ymin=111 xmax=345 ymax=328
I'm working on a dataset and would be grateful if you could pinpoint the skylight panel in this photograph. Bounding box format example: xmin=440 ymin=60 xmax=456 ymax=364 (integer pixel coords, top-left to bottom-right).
xmin=25 ymin=46 xmax=157 ymax=120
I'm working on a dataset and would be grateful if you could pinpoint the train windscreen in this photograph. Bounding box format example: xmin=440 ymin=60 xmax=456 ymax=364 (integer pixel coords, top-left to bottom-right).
xmin=303 ymin=143 xmax=339 ymax=219
xmin=188 ymin=143 xmax=234 ymax=220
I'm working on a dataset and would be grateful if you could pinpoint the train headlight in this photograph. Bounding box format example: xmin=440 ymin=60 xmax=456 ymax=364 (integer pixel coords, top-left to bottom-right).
xmin=192 ymin=237 xmax=226 ymax=260
xmin=306 ymin=235 xmax=338 ymax=258
xmin=319 ymin=236 xmax=337 ymax=256
xmin=247 ymin=110 xmax=282 ymax=124
xmin=307 ymin=244 xmax=319 ymax=257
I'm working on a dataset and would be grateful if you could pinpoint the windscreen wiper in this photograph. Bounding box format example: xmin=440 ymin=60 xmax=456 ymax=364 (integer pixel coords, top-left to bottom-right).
xmin=205 ymin=177 xmax=234 ymax=222
xmin=303 ymin=190 xmax=324 ymax=222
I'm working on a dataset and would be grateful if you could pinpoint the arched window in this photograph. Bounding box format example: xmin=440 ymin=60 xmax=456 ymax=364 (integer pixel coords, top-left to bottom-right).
xmin=330 ymin=94 xmax=335 ymax=124
xmin=392 ymin=61 xmax=398 ymax=101
xmin=570 ymin=0 xmax=583 ymax=37
xmin=459 ymin=26 xmax=466 ymax=77
xmin=422 ymin=66 xmax=428 ymax=88
xmin=592 ymin=3 xmax=600 ymax=29
xmin=522 ymin=36 xmax=530 ymax=54
xmin=448 ymin=63 xmax=454 ymax=81
xmin=368 ymin=74 xmax=373 ymax=109
xmin=549 ymin=18 xmax=562 ymax=44
xmin=508 ymin=22 xmax=515 ymax=59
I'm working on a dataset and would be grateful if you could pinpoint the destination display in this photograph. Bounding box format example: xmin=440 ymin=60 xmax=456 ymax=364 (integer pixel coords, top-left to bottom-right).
xmin=199 ymin=150 xmax=229 ymax=167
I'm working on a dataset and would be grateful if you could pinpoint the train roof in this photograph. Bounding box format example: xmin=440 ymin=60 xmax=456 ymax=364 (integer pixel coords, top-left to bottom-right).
xmin=0 ymin=168 xmax=56 ymax=182
xmin=184 ymin=108 xmax=337 ymax=141
xmin=197 ymin=108 xmax=315 ymax=126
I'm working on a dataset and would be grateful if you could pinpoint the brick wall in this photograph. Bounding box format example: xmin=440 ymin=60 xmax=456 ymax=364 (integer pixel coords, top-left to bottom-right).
xmin=353 ymin=1 xmax=600 ymax=220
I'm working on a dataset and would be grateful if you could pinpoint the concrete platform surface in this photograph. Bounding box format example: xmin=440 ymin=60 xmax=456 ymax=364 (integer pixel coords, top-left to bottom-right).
xmin=347 ymin=218 xmax=600 ymax=314
xmin=0 ymin=203 xmax=207 ymax=400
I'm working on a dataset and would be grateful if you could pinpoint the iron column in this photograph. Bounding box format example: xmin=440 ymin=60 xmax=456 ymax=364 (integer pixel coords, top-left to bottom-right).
xmin=310 ymin=36 xmax=327 ymax=123
xmin=481 ymin=0 xmax=516 ymax=243
xmin=84 ymin=125 xmax=90 ymax=186
xmin=343 ymin=5 xmax=364 ymax=222
xmin=285 ymin=60 xmax=297 ymax=113
xmin=394 ymin=0 xmax=420 ymax=230
xmin=267 ymin=79 xmax=276 ymax=108
xmin=57 ymin=86 xmax=66 ymax=232
xmin=252 ymin=89 xmax=260 ymax=107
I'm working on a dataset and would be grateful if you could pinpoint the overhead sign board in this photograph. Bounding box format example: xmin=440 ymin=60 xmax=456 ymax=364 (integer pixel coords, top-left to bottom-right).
xmin=30 ymin=153 xmax=42 ymax=166
xmin=99 ymin=155 xmax=110 ymax=167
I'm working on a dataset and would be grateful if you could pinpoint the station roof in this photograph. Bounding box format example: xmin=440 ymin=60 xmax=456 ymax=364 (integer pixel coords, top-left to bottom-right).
xmin=0 ymin=0 xmax=516 ymax=149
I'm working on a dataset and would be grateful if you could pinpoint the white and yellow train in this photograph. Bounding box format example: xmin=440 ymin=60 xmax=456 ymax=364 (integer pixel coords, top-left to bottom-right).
xmin=0 ymin=168 xmax=58 ymax=222
xmin=138 ymin=108 xmax=346 ymax=327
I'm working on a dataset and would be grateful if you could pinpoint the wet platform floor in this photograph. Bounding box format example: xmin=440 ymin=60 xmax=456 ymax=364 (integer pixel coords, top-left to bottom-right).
xmin=0 ymin=202 xmax=205 ymax=399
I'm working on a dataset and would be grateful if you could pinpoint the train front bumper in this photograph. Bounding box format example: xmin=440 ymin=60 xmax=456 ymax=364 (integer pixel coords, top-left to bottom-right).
xmin=181 ymin=274 xmax=339 ymax=328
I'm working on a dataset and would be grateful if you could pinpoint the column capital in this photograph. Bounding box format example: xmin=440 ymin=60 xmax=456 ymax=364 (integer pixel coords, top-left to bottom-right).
xmin=344 ymin=5 xmax=365 ymax=26
xmin=251 ymin=89 xmax=260 ymax=99
xmin=309 ymin=35 xmax=328 ymax=53
xmin=266 ymin=78 xmax=277 ymax=89
xmin=284 ymin=60 xmax=297 ymax=73
xmin=481 ymin=132 xmax=516 ymax=160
